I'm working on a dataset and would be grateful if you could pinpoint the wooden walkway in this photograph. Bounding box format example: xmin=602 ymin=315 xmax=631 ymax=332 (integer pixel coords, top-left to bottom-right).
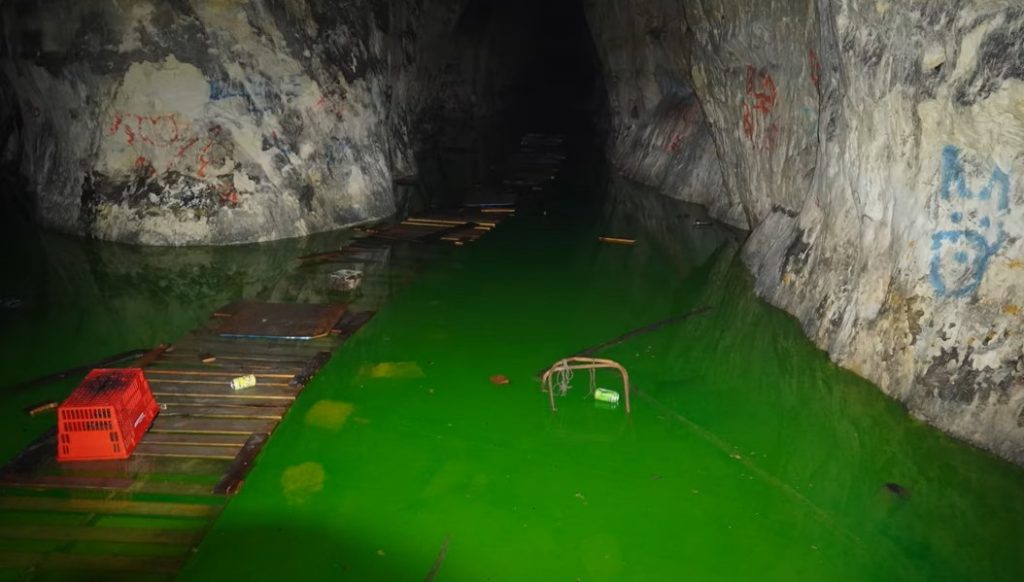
xmin=365 ymin=207 xmax=514 ymax=245
xmin=0 ymin=303 xmax=372 ymax=579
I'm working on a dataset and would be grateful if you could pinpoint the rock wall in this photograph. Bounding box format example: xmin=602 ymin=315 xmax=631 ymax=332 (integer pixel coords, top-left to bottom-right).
xmin=586 ymin=1 xmax=746 ymax=228
xmin=0 ymin=0 xmax=464 ymax=245
xmin=588 ymin=1 xmax=1024 ymax=464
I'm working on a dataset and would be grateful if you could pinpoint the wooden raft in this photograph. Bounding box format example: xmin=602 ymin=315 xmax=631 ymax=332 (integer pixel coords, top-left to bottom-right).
xmin=0 ymin=302 xmax=373 ymax=579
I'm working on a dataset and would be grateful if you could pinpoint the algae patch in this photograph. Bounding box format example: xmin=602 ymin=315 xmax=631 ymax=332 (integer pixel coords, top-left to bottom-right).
xmin=281 ymin=462 xmax=325 ymax=504
xmin=305 ymin=400 xmax=354 ymax=430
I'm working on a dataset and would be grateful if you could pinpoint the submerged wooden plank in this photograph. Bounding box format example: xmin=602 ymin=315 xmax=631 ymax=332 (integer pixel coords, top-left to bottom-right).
xmin=0 ymin=524 xmax=201 ymax=545
xmin=4 ymin=448 xmax=230 ymax=482
xmin=149 ymin=417 xmax=278 ymax=435
xmin=172 ymin=337 xmax=334 ymax=354
xmin=213 ymin=433 xmax=268 ymax=495
xmin=0 ymin=473 xmax=215 ymax=495
xmin=155 ymin=350 xmax=311 ymax=364
xmin=145 ymin=370 xmax=296 ymax=380
xmin=140 ymin=432 xmax=251 ymax=448
xmin=332 ymin=310 xmax=376 ymax=338
xmin=148 ymin=378 xmax=293 ymax=388
xmin=0 ymin=551 xmax=185 ymax=574
xmin=133 ymin=444 xmax=241 ymax=461
xmin=151 ymin=386 xmax=298 ymax=399
xmin=290 ymin=352 xmax=332 ymax=389
xmin=0 ymin=497 xmax=220 ymax=518
xmin=153 ymin=394 xmax=294 ymax=408
xmin=215 ymin=302 xmax=347 ymax=340
xmin=159 ymin=403 xmax=289 ymax=420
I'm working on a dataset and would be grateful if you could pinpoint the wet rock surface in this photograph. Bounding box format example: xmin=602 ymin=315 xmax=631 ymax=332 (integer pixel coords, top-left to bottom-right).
xmin=0 ymin=0 xmax=464 ymax=245
xmin=587 ymin=1 xmax=1024 ymax=464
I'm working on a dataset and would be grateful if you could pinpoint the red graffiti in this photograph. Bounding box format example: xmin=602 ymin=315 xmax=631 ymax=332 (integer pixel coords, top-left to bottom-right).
xmin=109 ymin=113 xmax=184 ymax=148
xmin=218 ymin=185 xmax=239 ymax=206
xmin=313 ymin=93 xmax=345 ymax=119
xmin=744 ymin=66 xmax=777 ymax=115
xmin=809 ymin=49 xmax=821 ymax=89
xmin=667 ymin=132 xmax=683 ymax=153
xmin=196 ymin=126 xmax=223 ymax=179
xmin=175 ymin=137 xmax=200 ymax=162
xmin=741 ymin=105 xmax=755 ymax=139
xmin=741 ymin=65 xmax=779 ymax=149
xmin=109 ymin=114 xmax=124 ymax=136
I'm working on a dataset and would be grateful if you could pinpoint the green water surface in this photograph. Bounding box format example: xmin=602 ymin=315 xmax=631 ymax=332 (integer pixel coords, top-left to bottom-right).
xmin=2 ymin=179 xmax=1022 ymax=581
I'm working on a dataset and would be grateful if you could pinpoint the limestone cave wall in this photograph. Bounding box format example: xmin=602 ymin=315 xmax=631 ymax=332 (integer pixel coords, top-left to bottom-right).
xmin=0 ymin=0 xmax=466 ymax=245
xmin=587 ymin=0 xmax=1024 ymax=463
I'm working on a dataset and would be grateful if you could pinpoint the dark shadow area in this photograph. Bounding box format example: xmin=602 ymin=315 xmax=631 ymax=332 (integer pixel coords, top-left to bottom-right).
xmin=454 ymin=0 xmax=609 ymax=133
xmin=416 ymin=0 xmax=611 ymax=210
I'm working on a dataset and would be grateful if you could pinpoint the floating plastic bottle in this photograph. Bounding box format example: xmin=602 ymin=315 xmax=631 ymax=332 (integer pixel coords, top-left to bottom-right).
xmin=594 ymin=388 xmax=620 ymax=404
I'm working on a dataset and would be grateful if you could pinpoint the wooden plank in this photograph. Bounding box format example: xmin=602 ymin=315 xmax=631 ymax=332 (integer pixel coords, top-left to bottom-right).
xmin=140 ymin=432 xmax=251 ymax=448
xmin=0 ymin=524 xmax=202 ymax=545
xmin=332 ymin=310 xmax=376 ymax=338
xmin=133 ymin=444 xmax=241 ymax=461
xmin=7 ymin=453 xmax=231 ymax=481
xmin=160 ymin=403 xmax=289 ymax=420
xmin=146 ymin=360 xmax=304 ymax=373
xmin=148 ymin=378 xmax=293 ymax=388
xmin=166 ymin=334 xmax=331 ymax=352
xmin=133 ymin=344 xmax=171 ymax=368
xmin=145 ymin=370 xmax=296 ymax=380
xmin=153 ymin=394 xmax=295 ymax=409
xmin=149 ymin=417 xmax=278 ymax=435
xmin=175 ymin=336 xmax=336 ymax=350
xmin=151 ymin=386 xmax=298 ymax=399
xmin=0 ymin=551 xmax=185 ymax=573
xmin=215 ymin=302 xmax=347 ymax=340
xmin=290 ymin=352 xmax=332 ymax=389
xmin=0 ymin=474 xmax=129 ymax=491
xmin=0 ymin=497 xmax=220 ymax=518
xmin=213 ymin=433 xmax=268 ymax=495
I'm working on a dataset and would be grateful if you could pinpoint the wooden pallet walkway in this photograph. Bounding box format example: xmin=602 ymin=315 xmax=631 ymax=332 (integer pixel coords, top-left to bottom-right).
xmin=365 ymin=206 xmax=514 ymax=245
xmin=0 ymin=303 xmax=373 ymax=579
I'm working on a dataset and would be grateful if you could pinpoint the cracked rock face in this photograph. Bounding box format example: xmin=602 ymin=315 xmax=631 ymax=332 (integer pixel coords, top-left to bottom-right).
xmin=588 ymin=0 xmax=1024 ymax=464
xmin=0 ymin=0 xmax=463 ymax=245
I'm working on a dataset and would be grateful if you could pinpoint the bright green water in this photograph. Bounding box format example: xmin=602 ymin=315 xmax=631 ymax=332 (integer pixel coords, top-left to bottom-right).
xmin=2 ymin=180 xmax=1023 ymax=581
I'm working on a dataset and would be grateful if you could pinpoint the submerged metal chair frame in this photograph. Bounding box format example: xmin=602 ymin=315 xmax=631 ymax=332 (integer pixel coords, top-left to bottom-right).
xmin=541 ymin=357 xmax=631 ymax=414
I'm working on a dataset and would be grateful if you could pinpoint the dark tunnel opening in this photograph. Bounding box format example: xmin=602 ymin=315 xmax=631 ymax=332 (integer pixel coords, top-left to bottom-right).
xmin=452 ymin=0 xmax=609 ymax=132
xmin=421 ymin=0 xmax=611 ymax=208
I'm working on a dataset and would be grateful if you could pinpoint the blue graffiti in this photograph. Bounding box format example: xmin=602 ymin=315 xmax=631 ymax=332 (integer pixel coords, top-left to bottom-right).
xmin=929 ymin=145 xmax=1011 ymax=298
xmin=324 ymin=137 xmax=350 ymax=174
xmin=209 ymin=80 xmax=247 ymax=101
xmin=209 ymin=75 xmax=306 ymax=104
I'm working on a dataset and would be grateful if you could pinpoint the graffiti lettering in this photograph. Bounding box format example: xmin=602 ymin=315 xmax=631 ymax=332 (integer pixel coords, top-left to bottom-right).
xmin=930 ymin=145 xmax=1011 ymax=298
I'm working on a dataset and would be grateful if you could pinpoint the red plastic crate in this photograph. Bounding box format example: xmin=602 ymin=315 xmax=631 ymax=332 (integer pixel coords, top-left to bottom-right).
xmin=57 ymin=368 xmax=159 ymax=462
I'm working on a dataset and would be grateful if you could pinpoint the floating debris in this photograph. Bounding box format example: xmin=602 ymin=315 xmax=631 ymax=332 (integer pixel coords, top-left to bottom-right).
xmin=490 ymin=374 xmax=510 ymax=386
xmin=230 ymin=374 xmax=257 ymax=391
xmin=199 ymin=353 xmax=217 ymax=363
xmin=598 ymin=236 xmax=636 ymax=245
xmin=24 ymin=400 xmax=58 ymax=416
xmin=329 ymin=269 xmax=364 ymax=291
xmin=884 ymin=482 xmax=909 ymax=497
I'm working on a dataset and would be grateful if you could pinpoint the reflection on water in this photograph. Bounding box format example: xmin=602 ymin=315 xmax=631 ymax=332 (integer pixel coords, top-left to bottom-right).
xmin=0 ymin=153 xmax=1022 ymax=581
